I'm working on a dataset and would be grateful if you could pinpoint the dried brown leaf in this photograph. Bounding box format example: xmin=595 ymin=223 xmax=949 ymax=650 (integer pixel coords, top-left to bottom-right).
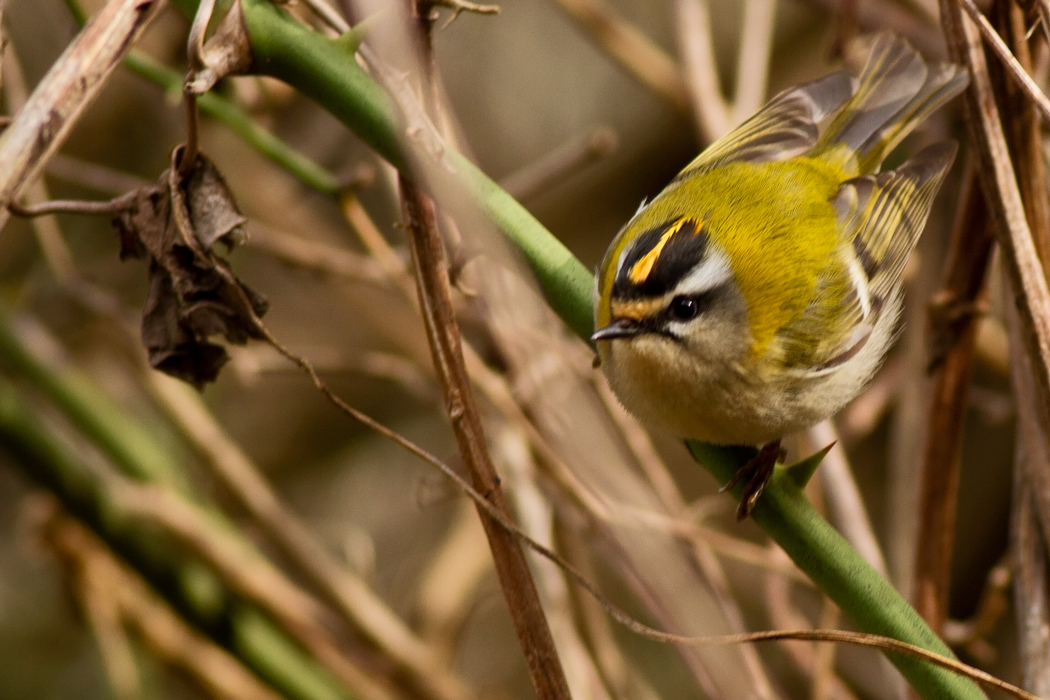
xmin=115 ymin=147 xmax=267 ymax=387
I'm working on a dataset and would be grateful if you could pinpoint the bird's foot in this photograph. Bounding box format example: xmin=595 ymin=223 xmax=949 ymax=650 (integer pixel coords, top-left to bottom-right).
xmin=719 ymin=439 xmax=786 ymax=521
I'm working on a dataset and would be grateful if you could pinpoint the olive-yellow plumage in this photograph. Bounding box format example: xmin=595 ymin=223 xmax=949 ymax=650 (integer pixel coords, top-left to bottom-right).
xmin=592 ymin=35 xmax=967 ymax=514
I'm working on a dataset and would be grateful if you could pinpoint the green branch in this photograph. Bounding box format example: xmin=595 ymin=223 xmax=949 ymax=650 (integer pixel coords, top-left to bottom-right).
xmin=214 ymin=2 xmax=986 ymax=698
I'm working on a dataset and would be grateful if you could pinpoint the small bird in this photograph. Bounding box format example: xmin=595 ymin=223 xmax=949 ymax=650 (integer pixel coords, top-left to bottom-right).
xmin=591 ymin=35 xmax=968 ymax=519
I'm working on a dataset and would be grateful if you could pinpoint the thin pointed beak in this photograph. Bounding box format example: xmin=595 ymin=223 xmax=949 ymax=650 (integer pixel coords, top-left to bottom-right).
xmin=591 ymin=318 xmax=642 ymax=342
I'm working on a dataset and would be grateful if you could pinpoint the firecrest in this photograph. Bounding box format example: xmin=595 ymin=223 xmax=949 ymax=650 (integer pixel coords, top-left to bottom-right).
xmin=592 ymin=34 xmax=968 ymax=518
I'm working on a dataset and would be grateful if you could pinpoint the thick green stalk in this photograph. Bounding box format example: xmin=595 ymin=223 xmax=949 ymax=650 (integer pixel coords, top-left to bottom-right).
xmin=224 ymin=1 xmax=984 ymax=697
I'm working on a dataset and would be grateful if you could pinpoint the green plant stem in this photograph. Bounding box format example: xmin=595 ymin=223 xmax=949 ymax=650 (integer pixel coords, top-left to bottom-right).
xmin=206 ymin=1 xmax=986 ymax=697
xmin=0 ymin=374 xmax=352 ymax=700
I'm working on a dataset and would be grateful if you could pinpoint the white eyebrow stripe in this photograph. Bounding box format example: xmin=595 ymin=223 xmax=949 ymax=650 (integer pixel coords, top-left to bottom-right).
xmin=671 ymin=250 xmax=733 ymax=297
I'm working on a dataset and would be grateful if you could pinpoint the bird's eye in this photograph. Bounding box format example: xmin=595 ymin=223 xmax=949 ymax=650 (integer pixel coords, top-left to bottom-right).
xmin=670 ymin=296 xmax=698 ymax=320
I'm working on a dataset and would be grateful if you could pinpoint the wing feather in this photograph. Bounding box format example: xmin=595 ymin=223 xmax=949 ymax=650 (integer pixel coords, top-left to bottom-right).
xmin=676 ymin=71 xmax=854 ymax=176
xmin=777 ymin=142 xmax=958 ymax=372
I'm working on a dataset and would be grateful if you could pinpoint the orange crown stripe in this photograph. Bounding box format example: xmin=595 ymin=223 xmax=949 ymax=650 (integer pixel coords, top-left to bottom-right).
xmin=627 ymin=218 xmax=704 ymax=285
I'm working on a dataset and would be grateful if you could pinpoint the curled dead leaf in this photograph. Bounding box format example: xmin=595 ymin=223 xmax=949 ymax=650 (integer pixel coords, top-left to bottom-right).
xmin=114 ymin=146 xmax=267 ymax=388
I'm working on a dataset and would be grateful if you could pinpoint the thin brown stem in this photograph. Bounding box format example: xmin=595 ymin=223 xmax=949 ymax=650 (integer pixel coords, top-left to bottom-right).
xmin=958 ymin=0 xmax=1050 ymax=127
xmin=0 ymin=0 xmax=164 ymax=211
xmin=8 ymin=193 xmax=138 ymax=217
xmin=942 ymin=555 xmax=1011 ymax=663
xmin=400 ymin=175 xmax=571 ymax=700
xmin=144 ymin=372 xmax=476 ymax=700
xmin=941 ymin=0 xmax=1050 ymax=480
xmin=179 ymin=95 xmax=200 ymax=179
xmin=1011 ymin=441 xmax=1050 ymax=695
xmin=431 ymin=0 xmax=501 ymax=28
xmin=913 ymin=162 xmax=995 ymax=633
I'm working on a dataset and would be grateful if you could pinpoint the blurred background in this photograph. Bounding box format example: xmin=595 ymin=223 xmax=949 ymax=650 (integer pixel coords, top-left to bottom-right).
xmin=0 ymin=0 xmax=1025 ymax=698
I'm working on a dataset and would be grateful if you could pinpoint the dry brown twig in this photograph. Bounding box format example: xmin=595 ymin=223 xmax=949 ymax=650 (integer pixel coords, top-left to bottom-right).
xmin=990 ymin=2 xmax=1050 ymax=691
xmin=942 ymin=555 xmax=1012 ymax=664
xmin=1012 ymin=433 xmax=1050 ymax=695
xmin=1004 ymin=287 xmax=1050 ymax=693
xmin=938 ymin=4 xmax=1050 ymax=694
xmin=1 ymin=44 xmax=131 ymax=320
xmin=435 ymin=0 xmax=500 ymax=28
xmin=1 ymin=46 xmax=76 ymax=282
xmin=399 ymin=174 xmax=572 ymax=700
xmin=913 ymin=162 xmax=995 ymax=634
xmin=40 ymin=506 xmax=285 ymax=700
xmin=941 ymin=0 xmax=1050 ymax=505
xmin=0 ymin=0 xmax=164 ymax=217
xmin=958 ymin=0 xmax=1050 ymax=125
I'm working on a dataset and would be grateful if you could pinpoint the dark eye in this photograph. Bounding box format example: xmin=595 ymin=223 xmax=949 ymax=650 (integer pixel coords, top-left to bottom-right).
xmin=670 ymin=296 xmax=698 ymax=320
